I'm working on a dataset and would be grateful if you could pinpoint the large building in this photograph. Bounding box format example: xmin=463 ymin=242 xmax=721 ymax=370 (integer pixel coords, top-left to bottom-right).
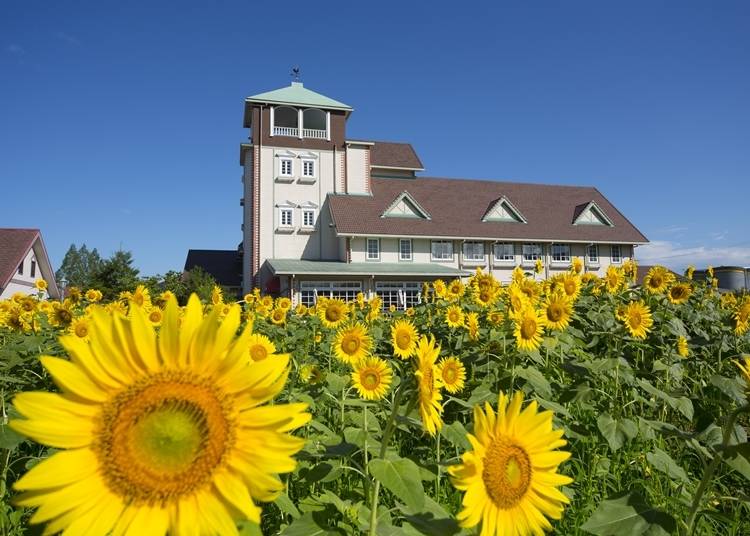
xmin=235 ymin=81 xmax=647 ymax=306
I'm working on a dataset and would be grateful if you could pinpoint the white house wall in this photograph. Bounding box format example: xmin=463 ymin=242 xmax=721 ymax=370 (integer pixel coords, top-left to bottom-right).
xmin=344 ymin=146 xmax=369 ymax=195
xmin=0 ymin=247 xmax=49 ymax=300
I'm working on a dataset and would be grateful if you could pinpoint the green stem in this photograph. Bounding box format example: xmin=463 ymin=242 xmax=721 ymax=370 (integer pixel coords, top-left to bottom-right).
xmin=368 ymin=381 xmax=408 ymax=536
xmin=435 ymin=432 xmax=442 ymax=501
xmin=685 ymin=404 xmax=750 ymax=534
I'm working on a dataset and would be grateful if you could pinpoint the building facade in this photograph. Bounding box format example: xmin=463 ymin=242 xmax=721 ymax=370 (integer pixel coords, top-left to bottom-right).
xmin=240 ymin=82 xmax=648 ymax=307
xmin=0 ymin=229 xmax=60 ymax=300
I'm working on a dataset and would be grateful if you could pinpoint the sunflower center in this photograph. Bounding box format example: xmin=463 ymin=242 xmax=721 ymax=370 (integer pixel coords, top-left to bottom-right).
xmin=396 ymin=331 xmax=411 ymax=350
xmin=443 ymin=366 xmax=457 ymax=383
xmin=74 ymin=324 xmax=88 ymax=338
xmin=95 ymin=372 xmax=235 ymax=505
xmin=448 ymin=311 xmax=459 ymax=322
xmin=363 ymin=371 xmax=380 ymax=389
xmin=564 ymin=281 xmax=575 ymax=295
xmin=547 ymin=304 xmax=563 ymax=322
xmin=482 ymin=436 xmax=532 ymax=509
xmin=650 ymin=276 xmax=663 ymax=289
xmin=343 ymin=334 xmax=360 ymax=355
xmin=250 ymin=345 xmax=268 ymax=361
xmin=326 ymin=307 xmax=341 ymax=322
xmin=520 ymin=318 xmax=537 ymax=339
xmin=629 ymin=312 xmax=642 ymax=328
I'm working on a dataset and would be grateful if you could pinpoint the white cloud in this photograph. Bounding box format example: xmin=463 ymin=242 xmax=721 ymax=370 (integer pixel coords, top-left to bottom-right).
xmin=637 ymin=240 xmax=750 ymax=270
xmin=55 ymin=32 xmax=81 ymax=46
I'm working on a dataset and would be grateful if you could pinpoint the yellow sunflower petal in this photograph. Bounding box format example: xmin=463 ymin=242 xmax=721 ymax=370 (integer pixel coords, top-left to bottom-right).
xmin=14 ymin=448 xmax=98 ymax=490
xmin=214 ymin=469 xmax=262 ymax=524
xmin=39 ymin=356 xmax=108 ymax=402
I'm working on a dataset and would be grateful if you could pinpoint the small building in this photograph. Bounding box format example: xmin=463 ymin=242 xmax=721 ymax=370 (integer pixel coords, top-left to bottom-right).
xmin=694 ymin=266 xmax=750 ymax=292
xmin=184 ymin=249 xmax=243 ymax=297
xmin=0 ymin=228 xmax=60 ymax=300
xmin=237 ymin=81 xmax=649 ymax=307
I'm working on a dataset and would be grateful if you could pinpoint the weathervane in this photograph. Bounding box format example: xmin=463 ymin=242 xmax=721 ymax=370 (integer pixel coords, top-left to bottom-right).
xmin=291 ymin=66 xmax=301 ymax=82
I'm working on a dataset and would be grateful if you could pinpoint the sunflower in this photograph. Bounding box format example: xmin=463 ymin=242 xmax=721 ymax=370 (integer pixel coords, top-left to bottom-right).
xmin=667 ymin=283 xmax=692 ymax=305
xmin=294 ymin=304 xmax=308 ymax=316
xmin=685 ymin=265 xmax=695 ymax=280
xmin=677 ymin=336 xmax=689 ymax=358
xmin=248 ymin=333 xmax=277 ymax=362
xmin=48 ymin=301 xmax=74 ymax=328
xmin=299 ymin=364 xmax=325 ymax=385
xmin=210 ymin=285 xmax=223 ymax=305
xmin=466 ymin=312 xmax=480 ymax=341
xmin=85 ymin=289 xmax=103 ymax=303
xmin=507 ymin=286 xmax=529 ymax=314
xmin=543 ymin=293 xmax=573 ymax=331
xmin=446 ymin=280 xmax=465 ymax=301
xmin=438 ymin=356 xmax=466 ymax=394
xmin=414 ymin=335 xmax=443 ymax=436
xmin=512 ymin=307 xmax=545 ymax=352
xmin=391 ymin=319 xmax=419 ymax=360
xmin=129 ymin=284 xmax=152 ymax=309
xmin=735 ymin=301 xmax=750 ymax=336
xmin=472 ymin=285 xmax=500 ymax=309
xmin=570 ymin=257 xmax=583 ymax=274
xmin=270 ymin=308 xmax=287 ymax=325
xmin=604 ymin=266 xmax=624 ymax=293
xmin=432 ymin=279 xmax=447 ymax=299
xmin=643 ymin=266 xmax=674 ymax=294
xmin=622 ymin=259 xmax=638 ymax=282
xmin=70 ymin=317 xmax=90 ymax=339
xmin=318 ymin=298 xmax=349 ymax=329
xmin=276 ymin=297 xmax=292 ymax=311
xmin=445 ymin=305 xmax=465 ymax=329
xmin=334 ymin=322 xmax=372 ymax=365
xmin=148 ymin=308 xmax=163 ymax=326
xmin=487 ymin=311 xmax=505 ymax=326
xmin=534 ymin=259 xmax=544 ymax=274
xmin=448 ymin=391 xmax=573 ymax=536
xmin=518 ymin=278 xmax=540 ymax=303
xmin=622 ymin=300 xmax=653 ymax=339
xmin=351 ymin=357 xmax=392 ymax=401
xmin=259 ymin=295 xmax=274 ymax=309
xmin=34 ymin=279 xmax=48 ymax=291
xmin=10 ymin=295 xmax=309 ymax=534
xmin=67 ymin=287 xmax=83 ymax=304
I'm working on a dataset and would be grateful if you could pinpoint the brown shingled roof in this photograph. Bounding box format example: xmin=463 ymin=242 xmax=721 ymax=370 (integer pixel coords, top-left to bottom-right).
xmin=369 ymin=142 xmax=423 ymax=170
xmin=328 ymin=177 xmax=648 ymax=243
xmin=0 ymin=229 xmax=39 ymax=290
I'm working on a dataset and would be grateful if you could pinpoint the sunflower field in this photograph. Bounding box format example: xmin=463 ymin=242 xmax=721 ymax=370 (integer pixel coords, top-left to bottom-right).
xmin=1 ymin=262 xmax=749 ymax=535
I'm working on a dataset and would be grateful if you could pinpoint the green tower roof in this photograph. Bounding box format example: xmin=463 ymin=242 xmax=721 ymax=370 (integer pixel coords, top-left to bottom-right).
xmin=245 ymin=82 xmax=352 ymax=111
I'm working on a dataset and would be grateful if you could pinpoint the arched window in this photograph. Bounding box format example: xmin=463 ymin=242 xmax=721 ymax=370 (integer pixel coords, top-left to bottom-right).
xmin=273 ymin=106 xmax=298 ymax=137
xmin=303 ymin=108 xmax=326 ymax=130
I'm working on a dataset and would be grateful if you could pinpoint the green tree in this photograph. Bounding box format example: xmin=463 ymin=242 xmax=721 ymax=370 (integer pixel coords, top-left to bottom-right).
xmin=91 ymin=250 xmax=140 ymax=300
xmin=180 ymin=266 xmax=218 ymax=304
xmin=55 ymin=244 xmax=103 ymax=289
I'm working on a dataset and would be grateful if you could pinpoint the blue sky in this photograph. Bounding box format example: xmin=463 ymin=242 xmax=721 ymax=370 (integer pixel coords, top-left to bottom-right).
xmin=2 ymin=1 xmax=749 ymax=276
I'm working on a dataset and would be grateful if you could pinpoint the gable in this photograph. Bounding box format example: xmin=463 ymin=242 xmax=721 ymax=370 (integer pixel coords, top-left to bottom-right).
xmin=381 ymin=191 xmax=431 ymax=220
xmin=573 ymin=201 xmax=614 ymax=226
xmin=482 ymin=197 xmax=526 ymax=223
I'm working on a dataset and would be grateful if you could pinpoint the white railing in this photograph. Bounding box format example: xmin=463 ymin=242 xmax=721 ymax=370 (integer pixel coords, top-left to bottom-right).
xmin=273 ymin=126 xmax=298 ymax=137
xmin=302 ymin=128 xmax=327 ymax=139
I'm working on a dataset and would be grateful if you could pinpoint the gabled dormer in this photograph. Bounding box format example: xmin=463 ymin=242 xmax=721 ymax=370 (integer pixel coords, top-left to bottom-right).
xmin=482 ymin=196 xmax=526 ymax=223
xmin=244 ymin=82 xmax=352 ymax=150
xmin=381 ymin=191 xmax=431 ymax=219
xmin=573 ymin=201 xmax=614 ymax=226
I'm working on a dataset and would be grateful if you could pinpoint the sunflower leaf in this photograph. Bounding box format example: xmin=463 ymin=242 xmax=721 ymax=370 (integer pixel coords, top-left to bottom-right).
xmin=368 ymin=457 xmax=425 ymax=511
xmin=580 ymin=491 xmax=676 ymax=535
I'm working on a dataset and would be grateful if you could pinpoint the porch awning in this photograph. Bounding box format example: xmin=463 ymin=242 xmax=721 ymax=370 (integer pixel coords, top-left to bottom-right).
xmin=265 ymin=259 xmax=470 ymax=278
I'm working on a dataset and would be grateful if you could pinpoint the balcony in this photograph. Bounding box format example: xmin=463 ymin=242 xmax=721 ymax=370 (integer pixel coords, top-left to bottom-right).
xmin=302 ymin=128 xmax=327 ymax=139
xmin=273 ymin=126 xmax=299 ymax=137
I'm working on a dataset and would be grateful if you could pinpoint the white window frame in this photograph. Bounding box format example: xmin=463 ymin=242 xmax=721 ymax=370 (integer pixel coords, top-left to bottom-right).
xmin=280 ymin=158 xmax=293 ymax=177
xmin=611 ymin=245 xmax=622 ymax=264
xmin=522 ymin=243 xmax=543 ymax=262
xmin=301 ymin=159 xmax=315 ymax=179
xmin=493 ymin=242 xmax=515 ymax=262
xmin=462 ymin=241 xmax=485 ymax=263
xmin=375 ymin=281 xmax=423 ymax=311
xmin=431 ymin=240 xmax=453 ymax=262
xmin=587 ymin=244 xmax=599 ymax=264
xmin=279 ymin=208 xmax=294 ymax=228
xmin=399 ymin=239 xmax=412 ymax=261
xmin=366 ymin=238 xmax=380 ymax=261
xmin=551 ymin=243 xmax=571 ymax=263
xmin=300 ymin=281 xmax=362 ymax=306
xmin=301 ymin=209 xmax=316 ymax=229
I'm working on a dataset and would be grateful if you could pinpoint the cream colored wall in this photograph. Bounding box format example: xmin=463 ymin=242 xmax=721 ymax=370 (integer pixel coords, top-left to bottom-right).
xmin=345 ymin=146 xmax=369 ymax=195
xmin=347 ymin=237 xmax=635 ymax=282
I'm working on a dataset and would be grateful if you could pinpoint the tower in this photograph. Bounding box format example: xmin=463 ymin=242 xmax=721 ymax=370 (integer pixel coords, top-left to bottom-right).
xmin=240 ymin=81 xmax=370 ymax=294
